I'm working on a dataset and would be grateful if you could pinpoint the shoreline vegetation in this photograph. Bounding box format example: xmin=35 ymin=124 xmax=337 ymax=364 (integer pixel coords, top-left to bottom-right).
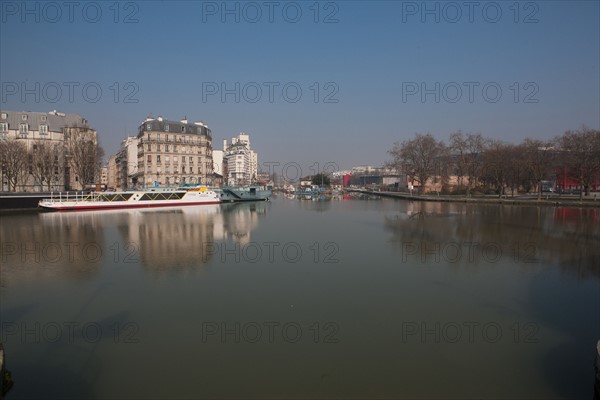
xmin=348 ymin=189 xmax=600 ymax=208
xmin=386 ymin=128 xmax=600 ymax=201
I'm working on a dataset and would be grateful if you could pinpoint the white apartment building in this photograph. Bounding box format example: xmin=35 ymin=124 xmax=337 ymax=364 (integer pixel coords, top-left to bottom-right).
xmin=212 ymin=149 xmax=223 ymax=176
xmin=223 ymin=132 xmax=258 ymax=186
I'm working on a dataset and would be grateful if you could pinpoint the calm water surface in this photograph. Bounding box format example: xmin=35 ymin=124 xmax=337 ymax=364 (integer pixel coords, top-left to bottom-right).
xmin=1 ymin=194 xmax=599 ymax=399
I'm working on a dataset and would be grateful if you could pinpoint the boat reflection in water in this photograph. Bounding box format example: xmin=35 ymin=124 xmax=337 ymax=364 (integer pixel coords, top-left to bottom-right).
xmin=1 ymin=197 xmax=598 ymax=399
xmin=1 ymin=202 xmax=270 ymax=282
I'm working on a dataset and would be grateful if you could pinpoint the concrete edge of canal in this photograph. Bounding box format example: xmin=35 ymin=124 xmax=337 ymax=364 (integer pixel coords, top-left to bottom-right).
xmin=350 ymin=190 xmax=600 ymax=208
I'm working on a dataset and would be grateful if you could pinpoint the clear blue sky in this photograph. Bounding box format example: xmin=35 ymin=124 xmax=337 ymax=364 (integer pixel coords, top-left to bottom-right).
xmin=1 ymin=1 xmax=599 ymax=171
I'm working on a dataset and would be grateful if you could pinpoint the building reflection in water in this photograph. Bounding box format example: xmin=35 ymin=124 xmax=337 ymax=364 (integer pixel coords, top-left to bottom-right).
xmin=124 ymin=205 xmax=220 ymax=272
xmin=1 ymin=211 xmax=106 ymax=284
xmin=35 ymin=202 xmax=269 ymax=272
xmin=215 ymin=202 xmax=268 ymax=244
xmin=384 ymin=202 xmax=600 ymax=280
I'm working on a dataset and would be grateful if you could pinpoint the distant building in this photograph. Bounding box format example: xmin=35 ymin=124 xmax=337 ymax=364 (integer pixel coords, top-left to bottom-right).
xmin=100 ymin=166 xmax=108 ymax=186
xmin=212 ymin=172 xmax=224 ymax=187
xmin=346 ymin=165 xmax=406 ymax=189
xmin=300 ymin=176 xmax=313 ymax=187
xmin=0 ymin=110 xmax=97 ymax=191
xmin=223 ymin=132 xmax=258 ymax=185
xmin=382 ymin=175 xmax=403 ymax=186
xmin=115 ymin=136 xmax=139 ymax=190
xmin=256 ymin=170 xmax=273 ymax=185
xmin=352 ymin=165 xmax=378 ymax=174
xmin=212 ymin=149 xmax=224 ymax=177
xmin=332 ymin=170 xmax=352 ymax=178
xmin=343 ymin=174 xmax=352 ymax=186
xmin=107 ymin=155 xmax=117 ymax=190
xmin=135 ymin=116 xmax=213 ymax=187
xmin=556 ymin=164 xmax=599 ymax=193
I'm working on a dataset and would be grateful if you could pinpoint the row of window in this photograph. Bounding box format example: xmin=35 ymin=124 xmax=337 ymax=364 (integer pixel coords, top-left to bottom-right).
xmin=0 ymin=123 xmax=50 ymax=135
xmin=146 ymin=155 xmax=208 ymax=163
xmin=26 ymin=167 xmax=61 ymax=175
xmin=0 ymin=114 xmax=48 ymax=122
xmin=0 ymin=138 xmax=61 ymax=153
xmin=146 ymin=123 xmax=189 ymax=133
xmin=145 ymin=133 xmax=207 ymax=144
xmin=145 ymin=166 xmax=208 ymax=174
xmin=26 ymin=155 xmax=61 ymax=175
xmin=145 ymin=123 xmax=209 ymax=136
xmin=140 ymin=159 xmax=212 ymax=167
xmin=144 ymin=144 xmax=210 ymax=154
xmin=144 ymin=177 xmax=208 ymax=185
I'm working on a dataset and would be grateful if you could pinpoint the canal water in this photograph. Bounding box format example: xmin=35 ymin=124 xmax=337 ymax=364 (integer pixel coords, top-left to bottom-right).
xmin=1 ymin=194 xmax=598 ymax=399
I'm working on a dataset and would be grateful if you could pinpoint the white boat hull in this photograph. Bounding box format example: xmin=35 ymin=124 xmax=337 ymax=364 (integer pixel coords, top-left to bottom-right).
xmin=39 ymin=188 xmax=220 ymax=211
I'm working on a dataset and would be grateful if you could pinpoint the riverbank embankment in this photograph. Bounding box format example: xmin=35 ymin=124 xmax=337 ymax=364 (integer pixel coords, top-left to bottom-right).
xmin=348 ymin=190 xmax=600 ymax=208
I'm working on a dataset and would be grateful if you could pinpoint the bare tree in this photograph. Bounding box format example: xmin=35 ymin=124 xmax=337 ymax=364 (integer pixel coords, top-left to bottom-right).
xmin=449 ymin=131 xmax=486 ymax=197
xmin=505 ymin=143 xmax=529 ymax=197
xmin=30 ymin=140 xmax=56 ymax=191
xmin=521 ymin=138 xmax=555 ymax=200
xmin=0 ymin=139 xmax=29 ymax=192
xmin=66 ymin=126 xmax=98 ymax=190
xmin=557 ymin=127 xmax=600 ymax=199
xmin=388 ymin=133 xmax=446 ymax=193
xmin=482 ymin=141 xmax=515 ymax=197
xmin=96 ymin=140 xmax=105 ymax=183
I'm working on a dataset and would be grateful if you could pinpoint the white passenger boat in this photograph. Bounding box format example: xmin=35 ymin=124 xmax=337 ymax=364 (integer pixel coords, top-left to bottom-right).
xmin=38 ymin=186 xmax=220 ymax=211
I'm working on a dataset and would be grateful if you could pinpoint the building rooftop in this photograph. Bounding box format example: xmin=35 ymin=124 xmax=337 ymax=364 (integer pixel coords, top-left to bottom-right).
xmin=0 ymin=110 xmax=91 ymax=132
xmin=227 ymin=142 xmax=248 ymax=150
xmin=138 ymin=116 xmax=211 ymax=137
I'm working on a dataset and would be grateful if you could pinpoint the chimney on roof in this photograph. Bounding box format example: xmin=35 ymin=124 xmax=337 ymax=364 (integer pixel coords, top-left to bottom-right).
xmin=157 ymin=116 xmax=163 ymax=122
xmin=181 ymin=117 xmax=188 ymax=124
xmin=145 ymin=115 xmax=154 ymax=122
